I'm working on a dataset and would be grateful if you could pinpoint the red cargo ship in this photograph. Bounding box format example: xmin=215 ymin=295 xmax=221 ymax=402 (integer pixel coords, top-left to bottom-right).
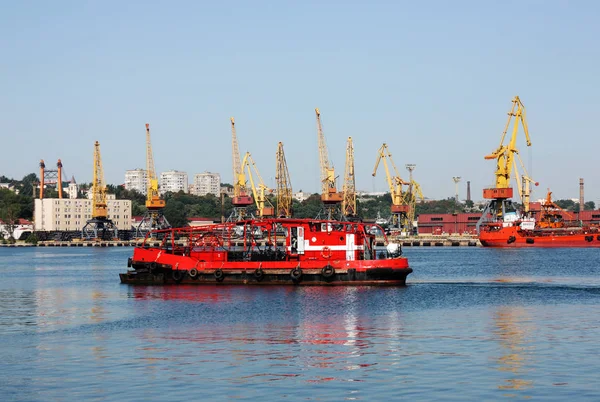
xmin=479 ymin=191 xmax=600 ymax=248
xmin=479 ymin=223 xmax=600 ymax=247
xmin=120 ymin=218 xmax=411 ymax=285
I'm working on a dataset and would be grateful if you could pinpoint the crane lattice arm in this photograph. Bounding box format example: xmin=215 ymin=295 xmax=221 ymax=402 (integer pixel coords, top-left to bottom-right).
xmin=275 ymin=142 xmax=293 ymax=218
xmin=231 ymin=117 xmax=247 ymax=199
xmin=92 ymin=141 xmax=108 ymax=219
xmin=342 ymin=137 xmax=357 ymax=217
xmin=241 ymin=152 xmax=274 ymax=218
xmin=484 ymin=96 xmax=532 ymax=190
xmin=145 ymin=124 xmax=165 ymax=209
xmin=372 ymin=143 xmax=408 ymax=208
xmin=315 ymin=108 xmax=341 ymax=203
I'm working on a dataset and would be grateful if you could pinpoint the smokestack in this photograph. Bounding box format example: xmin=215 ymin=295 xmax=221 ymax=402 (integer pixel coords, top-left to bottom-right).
xmin=467 ymin=181 xmax=471 ymax=202
xmin=580 ymin=178 xmax=584 ymax=211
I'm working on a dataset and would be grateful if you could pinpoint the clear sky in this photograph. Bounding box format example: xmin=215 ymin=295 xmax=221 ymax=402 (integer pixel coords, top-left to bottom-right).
xmin=2 ymin=0 xmax=599 ymax=203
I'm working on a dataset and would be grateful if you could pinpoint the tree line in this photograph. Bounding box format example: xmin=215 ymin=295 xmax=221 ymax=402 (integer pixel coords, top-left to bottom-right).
xmin=0 ymin=173 xmax=596 ymax=231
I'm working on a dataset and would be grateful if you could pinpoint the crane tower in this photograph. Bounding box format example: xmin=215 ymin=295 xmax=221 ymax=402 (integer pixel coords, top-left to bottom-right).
xmin=229 ymin=117 xmax=254 ymax=221
xmin=372 ymin=143 xmax=413 ymax=232
xmin=82 ymin=141 xmax=117 ymax=239
xmin=275 ymin=142 xmax=293 ymax=218
xmin=315 ymin=108 xmax=343 ymax=219
xmin=136 ymin=123 xmax=170 ymax=237
xmin=341 ymin=137 xmax=357 ymax=219
xmin=476 ymin=96 xmax=538 ymax=233
xmin=240 ymin=152 xmax=275 ymax=218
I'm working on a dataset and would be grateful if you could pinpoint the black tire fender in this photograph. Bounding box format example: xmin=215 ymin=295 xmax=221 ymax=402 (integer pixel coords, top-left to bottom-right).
xmin=321 ymin=265 xmax=335 ymax=278
xmin=127 ymin=257 xmax=132 ymax=268
xmin=189 ymin=268 xmax=198 ymax=278
xmin=214 ymin=269 xmax=224 ymax=282
xmin=290 ymin=267 xmax=302 ymax=281
xmin=172 ymin=269 xmax=183 ymax=283
xmin=253 ymin=268 xmax=265 ymax=281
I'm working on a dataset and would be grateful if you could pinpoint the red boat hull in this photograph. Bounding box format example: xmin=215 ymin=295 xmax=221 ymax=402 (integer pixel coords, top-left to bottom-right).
xmin=120 ymin=250 xmax=411 ymax=286
xmin=479 ymin=225 xmax=600 ymax=248
xmin=120 ymin=218 xmax=411 ymax=286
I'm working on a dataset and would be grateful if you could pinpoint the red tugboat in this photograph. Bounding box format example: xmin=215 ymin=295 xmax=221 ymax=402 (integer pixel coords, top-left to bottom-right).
xmin=120 ymin=218 xmax=411 ymax=285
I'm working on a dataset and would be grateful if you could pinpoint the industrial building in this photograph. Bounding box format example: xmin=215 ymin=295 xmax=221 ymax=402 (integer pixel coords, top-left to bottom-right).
xmin=160 ymin=170 xmax=188 ymax=194
xmin=34 ymin=195 xmax=132 ymax=231
xmin=124 ymin=169 xmax=148 ymax=195
xmin=192 ymin=172 xmax=221 ymax=196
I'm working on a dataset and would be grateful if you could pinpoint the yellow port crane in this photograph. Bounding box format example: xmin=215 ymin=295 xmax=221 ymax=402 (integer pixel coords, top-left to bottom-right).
xmin=341 ymin=137 xmax=357 ymax=219
xmin=241 ymin=152 xmax=274 ymax=218
xmin=315 ymin=108 xmax=342 ymax=219
xmin=372 ymin=143 xmax=411 ymax=231
xmin=229 ymin=117 xmax=254 ymax=221
xmin=136 ymin=123 xmax=170 ymax=237
xmin=82 ymin=141 xmax=117 ymax=239
xmin=405 ymin=179 xmax=424 ymax=229
xmin=275 ymin=142 xmax=293 ymax=218
xmin=477 ymin=96 xmax=538 ymax=232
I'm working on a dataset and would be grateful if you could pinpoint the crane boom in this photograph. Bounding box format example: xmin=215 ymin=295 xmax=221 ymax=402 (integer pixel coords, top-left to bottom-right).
xmin=241 ymin=152 xmax=274 ymax=218
xmin=484 ymin=96 xmax=532 ymax=195
xmin=315 ymin=108 xmax=342 ymax=204
xmin=275 ymin=142 xmax=293 ymax=218
xmin=92 ymin=141 xmax=108 ymax=219
xmin=145 ymin=124 xmax=165 ymax=209
xmin=372 ymin=144 xmax=408 ymax=209
xmin=477 ymin=96 xmax=537 ymax=233
xmin=342 ymin=137 xmax=357 ymax=218
xmin=230 ymin=117 xmax=253 ymax=209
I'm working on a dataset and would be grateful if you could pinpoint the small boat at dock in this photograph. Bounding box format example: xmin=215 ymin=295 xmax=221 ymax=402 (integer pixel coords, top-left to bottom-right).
xmin=120 ymin=218 xmax=411 ymax=285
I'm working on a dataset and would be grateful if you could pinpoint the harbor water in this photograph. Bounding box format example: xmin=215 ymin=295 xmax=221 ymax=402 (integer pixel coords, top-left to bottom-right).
xmin=1 ymin=247 xmax=600 ymax=400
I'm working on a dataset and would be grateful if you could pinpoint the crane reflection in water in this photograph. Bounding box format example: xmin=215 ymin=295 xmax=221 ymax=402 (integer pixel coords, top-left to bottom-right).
xmin=492 ymin=305 xmax=534 ymax=393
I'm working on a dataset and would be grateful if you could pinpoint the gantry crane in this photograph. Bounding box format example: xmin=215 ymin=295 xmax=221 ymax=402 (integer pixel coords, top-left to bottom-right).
xmin=229 ymin=117 xmax=254 ymax=221
xmin=241 ymin=152 xmax=274 ymax=218
xmin=275 ymin=142 xmax=293 ymax=218
xmin=477 ymin=96 xmax=538 ymax=233
xmin=136 ymin=123 xmax=170 ymax=237
xmin=341 ymin=137 xmax=357 ymax=219
xmin=82 ymin=141 xmax=117 ymax=240
xmin=372 ymin=143 xmax=411 ymax=232
xmin=315 ymin=108 xmax=342 ymax=219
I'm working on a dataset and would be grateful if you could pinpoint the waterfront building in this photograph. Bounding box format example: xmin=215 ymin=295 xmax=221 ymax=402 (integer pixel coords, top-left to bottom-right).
xmin=34 ymin=195 xmax=132 ymax=231
xmin=160 ymin=170 xmax=188 ymax=194
xmin=124 ymin=169 xmax=148 ymax=195
xmin=192 ymin=172 xmax=221 ymax=196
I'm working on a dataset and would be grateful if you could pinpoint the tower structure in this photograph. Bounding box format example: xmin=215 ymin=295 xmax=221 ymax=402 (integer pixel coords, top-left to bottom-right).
xmin=580 ymin=178 xmax=584 ymax=212
xmin=82 ymin=141 xmax=118 ymax=239
xmin=39 ymin=159 xmax=64 ymax=199
xmin=341 ymin=137 xmax=357 ymax=219
xmin=275 ymin=142 xmax=293 ymax=218
xmin=229 ymin=117 xmax=254 ymax=221
xmin=136 ymin=123 xmax=170 ymax=237
xmin=315 ymin=108 xmax=342 ymax=219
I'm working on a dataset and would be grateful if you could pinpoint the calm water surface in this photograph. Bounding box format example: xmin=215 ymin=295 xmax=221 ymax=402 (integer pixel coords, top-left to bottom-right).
xmin=1 ymin=247 xmax=600 ymax=400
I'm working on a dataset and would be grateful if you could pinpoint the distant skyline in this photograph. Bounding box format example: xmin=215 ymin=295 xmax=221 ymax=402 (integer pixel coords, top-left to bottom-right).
xmin=2 ymin=1 xmax=599 ymax=203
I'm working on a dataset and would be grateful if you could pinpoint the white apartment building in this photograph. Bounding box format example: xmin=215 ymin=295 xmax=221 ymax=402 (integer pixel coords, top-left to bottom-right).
xmin=34 ymin=195 xmax=132 ymax=231
xmin=192 ymin=172 xmax=221 ymax=196
xmin=124 ymin=169 xmax=148 ymax=195
xmin=160 ymin=170 xmax=188 ymax=194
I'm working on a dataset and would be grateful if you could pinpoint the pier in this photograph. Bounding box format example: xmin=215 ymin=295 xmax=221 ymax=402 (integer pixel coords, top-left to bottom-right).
xmin=0 ymin=236 xmax=482 ymax=248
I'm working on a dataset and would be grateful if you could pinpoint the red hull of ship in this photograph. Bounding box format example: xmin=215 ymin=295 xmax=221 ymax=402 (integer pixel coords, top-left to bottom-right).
xmin=479 ymin=226 xmax=600 ymax=248
xmin=120 ymin=218 xmax=412 ymax=286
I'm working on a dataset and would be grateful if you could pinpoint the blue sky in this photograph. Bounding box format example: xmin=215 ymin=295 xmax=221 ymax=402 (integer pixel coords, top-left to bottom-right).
xmin=2 ymin=0 xmax=599 ymax=203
